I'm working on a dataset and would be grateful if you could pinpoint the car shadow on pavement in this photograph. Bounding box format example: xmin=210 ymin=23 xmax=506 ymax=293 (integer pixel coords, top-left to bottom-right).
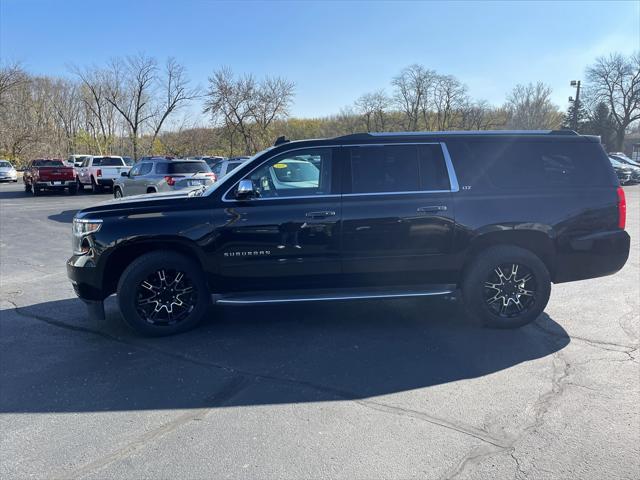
xmin=48 ymin=210 xmax=78 ymax=223
xmin=0 ymin=188 xmax=30 ymax=199
xmin=0 ymin=296 xmax=569 ymax=413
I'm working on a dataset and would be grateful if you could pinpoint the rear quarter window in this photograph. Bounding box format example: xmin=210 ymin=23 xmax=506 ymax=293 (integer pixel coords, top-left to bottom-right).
xmin=446 ymin=140 xmax=615 ymax=190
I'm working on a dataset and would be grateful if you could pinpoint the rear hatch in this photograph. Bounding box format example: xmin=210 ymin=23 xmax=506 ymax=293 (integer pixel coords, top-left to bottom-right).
xmin=157 ymin=161 xmax=215 ymax=189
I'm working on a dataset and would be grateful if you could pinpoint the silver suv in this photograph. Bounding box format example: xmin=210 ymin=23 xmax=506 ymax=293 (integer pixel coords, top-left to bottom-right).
xmin=208 ymin=157 xmax=250 ymax=179
xmin=113 ymin=158 xmax=215 ymax=198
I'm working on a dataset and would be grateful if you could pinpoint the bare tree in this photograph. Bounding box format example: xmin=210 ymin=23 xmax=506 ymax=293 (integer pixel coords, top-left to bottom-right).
xmin=392 ymin=64 xmax=436 ymax=131
xmin=104 ymin=54 xmax=158 ymax=160
xmin=204 ymin=68 xmax=294 ymax=154
xmin=432 ymin=74 xmax=468 ymax=130
xmin=504 ymin=82 xmax=561 ymax=129
xmin=585 ymin=52 xmax=640 ymax=150
xmin=148 ymin=57 xmax=200 ymax=153
xmin=458 ymin=100 xmax=500 ymax=130
xmin=355 ymin=90 xmax=391 ymax=132
xmin=72 ymin=65 xmax=120 ymax=154
xmin=0 ymin=62 xmax=27 ymax=105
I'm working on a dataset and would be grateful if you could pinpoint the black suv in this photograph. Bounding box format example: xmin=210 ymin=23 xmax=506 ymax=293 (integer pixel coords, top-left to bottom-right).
xmin=67 ymin=131 xmax=630 ymax=336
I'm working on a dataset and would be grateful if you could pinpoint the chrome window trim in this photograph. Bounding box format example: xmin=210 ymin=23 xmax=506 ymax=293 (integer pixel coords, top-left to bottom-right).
xmin=220 ymin=142 xmax=460 ymax=202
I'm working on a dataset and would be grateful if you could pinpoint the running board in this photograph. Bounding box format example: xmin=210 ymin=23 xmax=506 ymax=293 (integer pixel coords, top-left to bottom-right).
xmin=213 ymin=285 xmax=456 ymax=305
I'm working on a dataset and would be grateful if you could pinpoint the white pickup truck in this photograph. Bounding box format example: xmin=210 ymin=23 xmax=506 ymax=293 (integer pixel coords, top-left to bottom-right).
xmin=76 ymin=156 xmax=131 ymax=193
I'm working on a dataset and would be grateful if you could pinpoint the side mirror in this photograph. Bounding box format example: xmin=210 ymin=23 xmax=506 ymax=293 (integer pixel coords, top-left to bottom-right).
xmin=121 ymin=171 xmax=129 ymax=177
xmin=236 ymin=179 xmax=256 ymax=199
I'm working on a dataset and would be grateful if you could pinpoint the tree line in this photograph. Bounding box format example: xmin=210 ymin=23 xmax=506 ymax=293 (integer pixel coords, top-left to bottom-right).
xmin=0 ymin=52 xmax=638 ymax=166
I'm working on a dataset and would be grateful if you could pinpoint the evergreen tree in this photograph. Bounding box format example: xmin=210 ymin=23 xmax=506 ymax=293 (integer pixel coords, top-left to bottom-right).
xmin=584 ymin=102 xmax=616 ymax=149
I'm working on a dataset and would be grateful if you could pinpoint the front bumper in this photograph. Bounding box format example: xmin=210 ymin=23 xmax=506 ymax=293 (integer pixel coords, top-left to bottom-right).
xmin=0 ymin=172 xmax=17 ymax=181
xmin=67 ymin=254 xmax=105 ymax=301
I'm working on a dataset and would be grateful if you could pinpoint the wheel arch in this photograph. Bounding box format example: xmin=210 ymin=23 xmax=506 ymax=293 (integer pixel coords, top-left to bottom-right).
xmin=463 ymin=229 xmax=556 ymax=280
xmin=101 ymin=238 xmax=205 ymax=297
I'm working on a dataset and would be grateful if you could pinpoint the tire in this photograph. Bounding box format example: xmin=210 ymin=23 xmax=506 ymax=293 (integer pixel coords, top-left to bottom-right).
xmin=76 ymin=177 xmax=84 ymax=192
xmin=461 ymin=245 xmax=551 ymax=329
xmin=13 ymin=179 xmax=17 ymax=182
xmin=146 ymin=188 xmax=157 ymax=194
xmin=91 ymin=176 xmax=102 ymax=193
xmin=117 ymin=251 xmax=211 ymax=336
xmin=68 ymin=184 xmax=77 ymax=195
xmin=113 ymin=187 xmax=123 ymax=199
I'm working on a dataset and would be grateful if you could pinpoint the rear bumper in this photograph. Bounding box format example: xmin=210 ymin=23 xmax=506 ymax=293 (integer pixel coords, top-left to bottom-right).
xmin=97 ymin=178 xmax=115 ymax=187
xmin=554 ymin=229 xmax=631 ymax=283
xmin=35 ymin=180 xmax=74 ymax=188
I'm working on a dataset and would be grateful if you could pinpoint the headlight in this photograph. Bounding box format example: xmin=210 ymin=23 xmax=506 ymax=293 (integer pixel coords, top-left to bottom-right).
xmin=72 ymin=218 xmax=102 ymax=255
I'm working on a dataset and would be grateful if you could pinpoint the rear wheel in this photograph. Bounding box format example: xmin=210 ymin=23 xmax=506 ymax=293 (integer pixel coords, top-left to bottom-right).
xmin=91 ymin=177 xmax=102 ymax=193
xmin=117 ymin=251 xmax=211 ymax=336
xmin=461 ymin=246 xmax=551 ymax=329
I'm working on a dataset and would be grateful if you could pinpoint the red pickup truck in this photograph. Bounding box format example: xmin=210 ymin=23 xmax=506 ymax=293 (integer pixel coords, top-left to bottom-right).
xmin=23 ymin=159 xmax=77 ymax=196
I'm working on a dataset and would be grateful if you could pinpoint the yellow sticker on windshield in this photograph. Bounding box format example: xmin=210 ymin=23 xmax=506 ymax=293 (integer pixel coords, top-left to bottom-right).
xmin=273 ymin=163 xmax=287 ymax=169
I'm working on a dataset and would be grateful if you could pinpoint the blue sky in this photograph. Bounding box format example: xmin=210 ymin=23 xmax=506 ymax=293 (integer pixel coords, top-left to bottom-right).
xmin=1 ymin=0 xmax=638 ymax=120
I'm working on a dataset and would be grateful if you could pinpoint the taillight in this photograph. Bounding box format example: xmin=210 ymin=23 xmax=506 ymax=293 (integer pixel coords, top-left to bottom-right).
xmin=617 ymin=186 xmax=626 ymax=230
xmin=205 ymin=172 xmax=217 ymax=181
xmin=164 ymin=176 xmax=176 ymax=186
xmin=96 ymin=169 xmax=102 ymax=177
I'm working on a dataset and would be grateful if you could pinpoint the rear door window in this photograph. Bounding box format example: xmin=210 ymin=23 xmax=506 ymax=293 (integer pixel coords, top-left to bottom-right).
xmin=349 ymin=144 xmax=449 ymax=194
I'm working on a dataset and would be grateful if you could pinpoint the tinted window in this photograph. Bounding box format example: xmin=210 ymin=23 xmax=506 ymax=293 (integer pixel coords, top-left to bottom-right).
xmin=92 ymin=157 xmax=124 ymax=167
xmin=349 ymin=144 xmax=449 ymax=193
xmin=156 ymin=161 xmax=210 ymax=174
xmin=243 ymin=148 xmax=332 ymax=198
xmin=33 ymin=160 xmax=64 ymax=167
xmin=210 ymin=161 xmax=223 ymax=175
xmin=226 ymin=160 xmax=244 ymax=172
xmin=447 ymin=140 xmax=614 ymax=189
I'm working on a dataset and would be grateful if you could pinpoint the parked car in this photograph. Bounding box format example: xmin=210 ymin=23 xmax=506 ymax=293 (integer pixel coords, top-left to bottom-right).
xmin=76 ymin=156 xmax=131 ymax=193
xmin=0 ymin=160 xmax=18 ymax=182
xmin=67 ymin=154 xmax=91 ymax=168
xmin=609 ymin=157 xmax=635 ymax=185
xmin=122 ymin=157 xmax=134 ymax=166
xmin=23 ymin=159 xmax=76 ymax=195
xmin=68 ymin=130 xmax=630 ymax=336
xmin=609 ymin=152 xmax=640 ymax=168
xmin=207 ymin=157 xmax=250 ymax=180
xmin=113 ymin=158 xmax=216 ymax=198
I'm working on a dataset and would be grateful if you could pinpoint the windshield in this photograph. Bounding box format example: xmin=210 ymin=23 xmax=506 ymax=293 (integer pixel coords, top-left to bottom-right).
xmin=0 ymin=161 xmax=12 ymax=168
xmin=33 ymin=160 xmax=64 ymax=167
xmin=93 ymin=157 xmax=124 ymax=167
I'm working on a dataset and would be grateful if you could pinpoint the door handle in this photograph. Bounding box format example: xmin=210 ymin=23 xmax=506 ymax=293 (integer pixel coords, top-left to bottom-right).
xmin=305 ymin=210 xmax=336 ymax=218
xmin=417 ymin=205 xmax=448 ymax=213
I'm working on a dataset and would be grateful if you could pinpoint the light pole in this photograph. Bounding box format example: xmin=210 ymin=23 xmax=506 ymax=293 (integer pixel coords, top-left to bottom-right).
xmin=569 ymin=80 xmax=581 ymax=131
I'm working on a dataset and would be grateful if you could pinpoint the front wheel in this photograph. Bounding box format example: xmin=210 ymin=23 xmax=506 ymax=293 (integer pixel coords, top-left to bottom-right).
xmin=76 ymin=177 xmax=84 ymax=192
xmin=117 ymin=251 xmax=211 ymax=336
xmin=461 ymin=246 xmax=551 ymax=329
xmin=113 ymin=187 xmax=123 ymax=199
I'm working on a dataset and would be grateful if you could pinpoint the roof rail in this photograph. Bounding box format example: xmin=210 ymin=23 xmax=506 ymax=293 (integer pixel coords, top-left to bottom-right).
xmin=336 ymin=130 xmax=580 ymax=139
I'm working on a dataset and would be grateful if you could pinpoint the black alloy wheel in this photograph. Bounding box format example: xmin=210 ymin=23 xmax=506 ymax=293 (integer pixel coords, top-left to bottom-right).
xmin=135 ymin=268 xmax=197 ymax=326
xmin=483 ymin=263 xmax=537 ymax=318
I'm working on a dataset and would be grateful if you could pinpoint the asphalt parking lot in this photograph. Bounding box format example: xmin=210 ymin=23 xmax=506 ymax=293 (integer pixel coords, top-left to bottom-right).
xmin=0 ymin=180 xmax=638 ymax=479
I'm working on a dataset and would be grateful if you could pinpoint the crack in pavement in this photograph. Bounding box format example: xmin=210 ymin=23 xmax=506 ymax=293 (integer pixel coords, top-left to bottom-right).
xmin=6 ymin=300 xmax=512 ymax=468
xmin=442 ymin=325 xmax=572 ymax=480
xmin=56 ymin=375 xmax=252 ymax=480
xmin=532 ymin=322 xmax=638 ymax=353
